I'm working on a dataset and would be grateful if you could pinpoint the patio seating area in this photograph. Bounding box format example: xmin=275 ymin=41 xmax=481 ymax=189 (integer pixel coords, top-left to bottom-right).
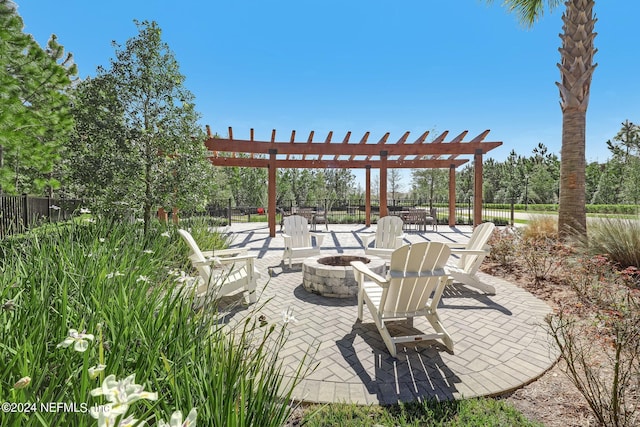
xmin=211 ymin=222 xmax=558 ymax=405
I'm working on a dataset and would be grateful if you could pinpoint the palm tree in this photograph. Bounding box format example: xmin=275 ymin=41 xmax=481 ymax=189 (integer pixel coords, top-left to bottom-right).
xmin=488 ymin=0 xmax=597 ymax=237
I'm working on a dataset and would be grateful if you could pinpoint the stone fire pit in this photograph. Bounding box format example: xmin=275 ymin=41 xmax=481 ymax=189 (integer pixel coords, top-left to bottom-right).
xmin=302 ymin=254 xmax=386 ymax=298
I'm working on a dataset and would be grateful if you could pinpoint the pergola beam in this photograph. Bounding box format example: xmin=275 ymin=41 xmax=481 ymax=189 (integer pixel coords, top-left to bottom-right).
xmin=205 ymin=127 xmax=502 ymax=237
xmin=208 ymin=158 xmax=469 ymax=169
xmin=205 ymin=139 xmax=501 ymax=156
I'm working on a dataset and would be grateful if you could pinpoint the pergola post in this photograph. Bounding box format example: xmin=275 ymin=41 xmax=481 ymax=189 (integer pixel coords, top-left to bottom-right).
xmin=379 ymin=151 xmax=388 ymax=217
xmin=473 ymin=149 xmax=483 ymax=227
xmin=268 ymin=148 xmax=277 ymax=237
xmin=365 ymin=165 xmax=371 ymax=227
xmin=449 ymin=164 xmax=456 ymax=227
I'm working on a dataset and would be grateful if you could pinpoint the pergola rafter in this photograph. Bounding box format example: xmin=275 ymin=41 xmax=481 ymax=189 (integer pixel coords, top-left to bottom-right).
xmin=204 ymin=126 xmax=502 ymax=237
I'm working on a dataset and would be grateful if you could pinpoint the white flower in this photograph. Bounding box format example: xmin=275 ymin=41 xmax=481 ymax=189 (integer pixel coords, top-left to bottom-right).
xmin=282 ymin=308 xmax=297 ymax=324
xmin=106 ymin=271 xmax=125 ymax=279
xmin=136 ymin=218 xmax=145 ymax=223
xmin=159 ymin=408 xmax=197 ymax=427
xmin=143 ymin=249 xmax=154 ymax=254
xmin=136 ymin=275 xmax=150 ymax=283
xmin=13 ymin=376 xmax=31 ymax=389
xmin=50 ymin=205 xmax=61 ymax=210
xmin=99 ymin=238 xmax=106 ymax=243
xmin=80 ymin=207 xmax=91 ymax=214
xmin=57 ymin=329 xmax=95 ymax=352
xmin=85 ymin=218 xmax=96 ymax=223
xmin=90 ymin=374 xmax=158 ymax=418
xmin=161 ymin=231 xmax=171 ymax=237
xmin=88 ymin=364 xmax=107 ymax=379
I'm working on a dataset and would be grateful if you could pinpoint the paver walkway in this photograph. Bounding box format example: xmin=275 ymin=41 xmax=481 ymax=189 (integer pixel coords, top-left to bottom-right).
xmin=213 ymin=222 xmax=559 ymax=405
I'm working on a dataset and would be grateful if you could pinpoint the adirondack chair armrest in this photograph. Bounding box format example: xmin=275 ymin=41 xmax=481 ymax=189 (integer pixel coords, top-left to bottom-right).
xmin=359 ymin=233 xmax=376 ymax=248
xmin=394 ymin=234 xmax=406 ymax=248
xmin=445 ymin=243 xmax=467 ymax=249
xmin=351 ymin=261 xmax=388 ymax=287
xmin=282 ymin=233 xmax=293 ymax=246
xmin=215 ymin=253 xmax=257 ymax=263
xmin=309 ymin=232 xmax=325 ymax=247
xmin=191 ymin=256 xmax=221 ymax=267
xmin=201 ymin=248 xmax=247 ymax=258
xmin=191 ymin=253 xmax=256 ymax=267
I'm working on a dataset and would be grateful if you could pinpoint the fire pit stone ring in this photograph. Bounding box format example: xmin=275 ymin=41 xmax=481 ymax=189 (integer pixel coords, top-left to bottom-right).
xmin=302 ymin=254 xmax=386 ymax=298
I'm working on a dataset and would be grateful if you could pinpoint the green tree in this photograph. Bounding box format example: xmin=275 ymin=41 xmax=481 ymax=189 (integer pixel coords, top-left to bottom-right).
xmin=68 ymin=20 xmax=211 ymax=231
xmin=488 ymin=0 xmax=597 ymax=236
xmin=388 ymin=169 xmax=404 ymax=201
xmin=494 ymin=150 xmax=524 ymax=204
xmin=605 ymin=120 xmax=640 ymax=204
xmin=411 ymin=168 xmax=448 ymax=204
xmin=585 ymin=161 xmax=602 ymax=203
xmin=527 ymin=143 xmax=560 ymax=203
xmin=0 ymin=0 xmax=76 ymax=194
xmin=222 ymin=162 xmax=267 ymax=207
xmin=591 ymin=157 xmax=622 ymax=204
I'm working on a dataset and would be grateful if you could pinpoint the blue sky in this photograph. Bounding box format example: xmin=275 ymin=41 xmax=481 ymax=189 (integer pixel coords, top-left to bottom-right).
xmin=14 ymin=0 xmax=639 ymax=187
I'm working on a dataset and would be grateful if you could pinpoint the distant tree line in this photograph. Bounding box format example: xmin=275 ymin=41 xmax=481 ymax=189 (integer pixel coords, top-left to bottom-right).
xmin=2 ymin=2 xmax=637 ymax=230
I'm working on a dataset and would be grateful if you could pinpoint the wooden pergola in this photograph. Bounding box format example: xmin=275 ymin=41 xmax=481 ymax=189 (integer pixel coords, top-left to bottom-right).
xmin=204 ymin=126 xmax=502 ymax=237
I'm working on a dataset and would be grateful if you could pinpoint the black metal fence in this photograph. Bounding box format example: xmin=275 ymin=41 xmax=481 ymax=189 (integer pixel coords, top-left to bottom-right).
xmin=0 ymin=194 xmax=84 ymax=239
xmin=187 ymin=198 xmax=512 ymax=227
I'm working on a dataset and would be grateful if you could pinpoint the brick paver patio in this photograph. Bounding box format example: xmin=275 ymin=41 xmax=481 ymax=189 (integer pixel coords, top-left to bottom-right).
xmin=213 ymin=222 xmax=559 ymax=405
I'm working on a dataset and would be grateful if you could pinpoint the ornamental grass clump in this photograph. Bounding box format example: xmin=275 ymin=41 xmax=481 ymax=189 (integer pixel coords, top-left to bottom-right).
xmin=585 ymin=217 xmax=640 ymax=271
xmin=0 ymin=218 xmax=312 ymax=426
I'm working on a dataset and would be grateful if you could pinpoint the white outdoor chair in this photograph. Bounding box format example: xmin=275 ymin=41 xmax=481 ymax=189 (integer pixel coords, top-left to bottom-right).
xmin=178 ymin=229 xmax=258 ymax=304
xmin=282 ymin=215 xmax=325 ymax=267
xmin=358 ymin=215 xmax=405 ymax=260
xmin=446 ymin=222 xmax=496 ymax=294
xmin=351 ymin=242 xmax=454 ymax=358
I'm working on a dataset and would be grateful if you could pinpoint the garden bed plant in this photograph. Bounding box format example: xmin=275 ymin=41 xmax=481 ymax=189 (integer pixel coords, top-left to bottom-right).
xmin=0 ymin=217 xmax=312 ymax=426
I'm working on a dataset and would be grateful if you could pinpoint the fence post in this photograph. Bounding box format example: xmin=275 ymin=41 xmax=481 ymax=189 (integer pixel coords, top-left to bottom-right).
xmin=22 ymin=193 xmax=29 ymax=230
xmin=227 ymin=198 xmax=232 ymax=225
xmin=510 ymin=199 xmax=515 ymax=226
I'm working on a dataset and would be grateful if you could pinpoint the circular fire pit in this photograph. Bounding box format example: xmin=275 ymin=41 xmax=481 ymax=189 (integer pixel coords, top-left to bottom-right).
xmin=302 ymin=254 xmax=386 ymax=298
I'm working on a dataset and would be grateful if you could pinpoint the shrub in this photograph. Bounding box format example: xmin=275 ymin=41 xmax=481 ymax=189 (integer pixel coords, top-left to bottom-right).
xmin=547 ymin=287 xmax=640 ymax=427
xmin=487 ymin=227 xmax=520 ymax=270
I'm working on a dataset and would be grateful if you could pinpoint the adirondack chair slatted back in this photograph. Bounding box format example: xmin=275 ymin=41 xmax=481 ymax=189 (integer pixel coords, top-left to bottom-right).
xmin=376 ymin=216 xmax=404 ymax=249
xmin=178 ymin=229 xmax=214 ymax=279
xmin=283 ymin=215 xmax=312 ymax=248
xmin=382 ymin=242 xmax=450 ymax=316
xmin=455 ymin=222 xmax=495 ymax=274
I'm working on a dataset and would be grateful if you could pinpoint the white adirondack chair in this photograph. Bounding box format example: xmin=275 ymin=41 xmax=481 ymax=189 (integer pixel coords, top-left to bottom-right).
xmin=282 ymin=215 xmax=325 ymax=267
xmin=358 ymin=216 xmax=405 ymax=260
xmin=351 ymin=242 xmax=454 ymax=358
xmin=446 ymin=222 xmax=496 ymax=294
xmin=178 ymin=229 xmax=258 ymax=304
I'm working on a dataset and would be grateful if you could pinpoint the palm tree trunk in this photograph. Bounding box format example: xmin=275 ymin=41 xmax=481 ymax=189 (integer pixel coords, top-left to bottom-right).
xmin=559 ymin=109 xmax=587 ymax=234
xmin=556 ymin=0 xmax=597 ymax=237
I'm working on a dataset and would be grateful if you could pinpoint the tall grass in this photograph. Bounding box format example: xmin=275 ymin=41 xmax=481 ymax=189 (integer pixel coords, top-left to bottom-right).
xmin=585 ymin=218 xmax=640 ymax=268
xmin=0 ymin=218 xmax=311 ymax=426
